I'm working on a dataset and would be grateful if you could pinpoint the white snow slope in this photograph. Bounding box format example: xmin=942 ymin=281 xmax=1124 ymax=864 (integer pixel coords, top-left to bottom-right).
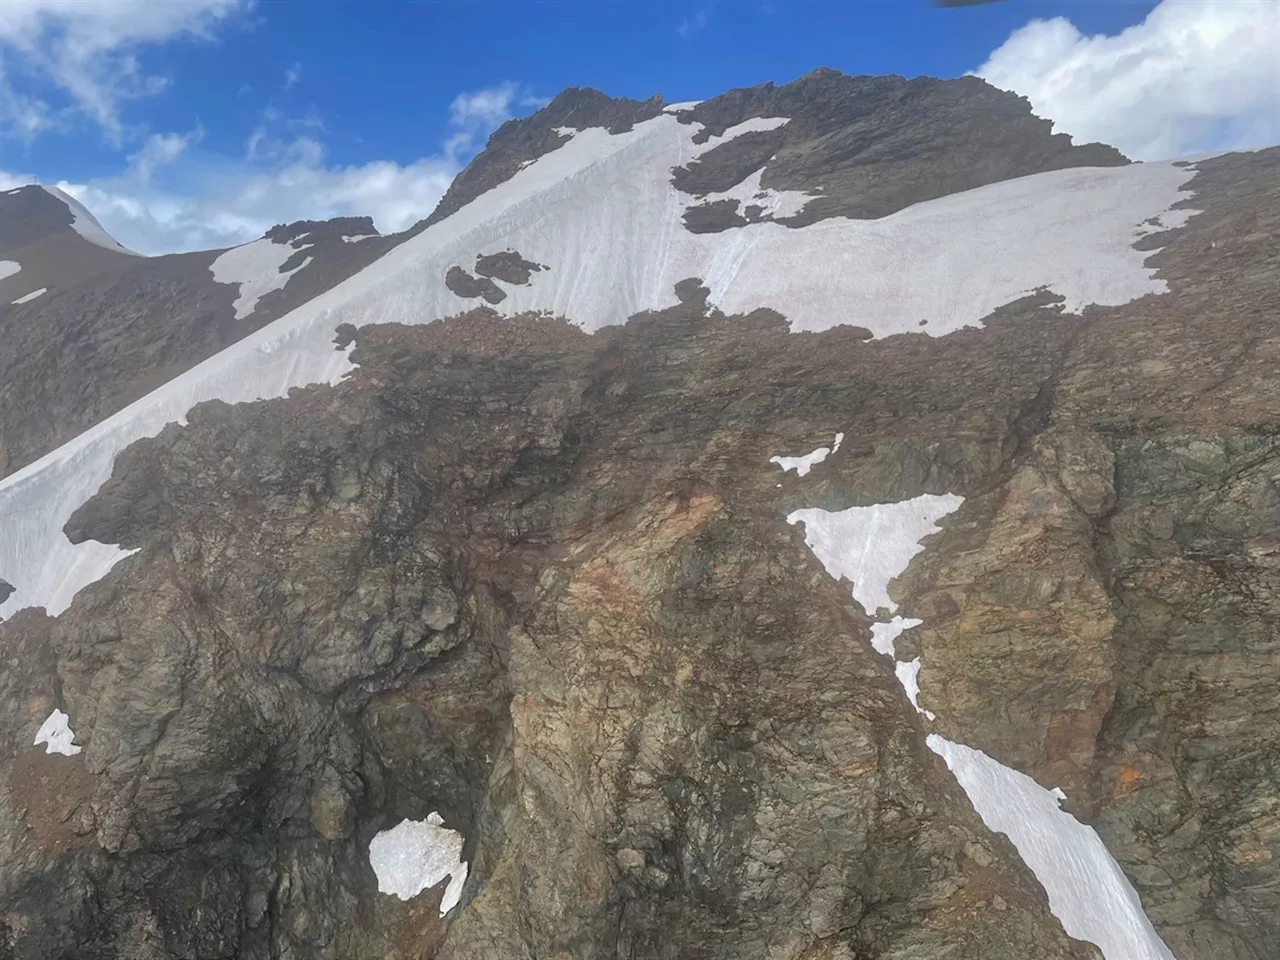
xmin=0 ymin=110 xmax=1207 ymax=619
xmin=0 ymin=260 xmax=20 ymax=281
xmin=42 ymin=186 xmax=141 ymax=256
xmin=789 ymin=494 xmax=1175 ymax=960
xmin=210 ymin=238 xmax=315 ymax=319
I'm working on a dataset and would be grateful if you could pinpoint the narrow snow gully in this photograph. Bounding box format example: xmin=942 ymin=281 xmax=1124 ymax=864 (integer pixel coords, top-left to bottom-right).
xmin=785 ymin=491 xmax=1176 ymax=960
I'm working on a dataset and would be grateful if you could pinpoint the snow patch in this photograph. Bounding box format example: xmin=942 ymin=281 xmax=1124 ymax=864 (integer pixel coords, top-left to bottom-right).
xmin=210 ymin=239 xmax=314 ymax=319
xmin=12 ymin=287 xmax=47 ymax=305
xmin=787 ymin=494 xmax=964 ymax=616
xmin=663 ymin=100 xmax=703 ymax=113
xmin=0 ymin=260 xmax=20 ymax=281
xmin=342 ymin=234 xmax=378 ymax=243
xmin=698 ymin=115 xmax=791 ymax=147
xmin=770 ymin=433 xmax=843 ymax=477
xmin=689 ymin=166 xmax=815 ymax=221
xmin=34 ymin=709 xmax=81 ymax=756
xmin=368 ymin=813 xmax=469 ymax=915
xmin=0 ymin=115 xmax=1211 ymax=619
xmin=788 ymin=491 xmax=1174 ymax=960
xmin=42 ymin=186 xmax=140 ymax=256
xmin=869 ymin=616 xmax=920 ymax=657
xmin=895 ymin=658 xmax=935 ymax=719
xmin=928 ymin=736 xmax=1175 ymax=960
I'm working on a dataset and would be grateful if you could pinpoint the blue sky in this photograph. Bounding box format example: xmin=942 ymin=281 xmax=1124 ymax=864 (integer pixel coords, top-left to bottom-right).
xmin=1 ymin=0 xmax=1276 ymax=253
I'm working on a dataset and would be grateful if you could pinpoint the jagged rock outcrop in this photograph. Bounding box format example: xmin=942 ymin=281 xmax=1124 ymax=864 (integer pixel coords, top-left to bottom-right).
xmin=2 ymin=297 xmax=1108 ymax=958
xmin=671 ymin=69 xmax=1128 ymax=226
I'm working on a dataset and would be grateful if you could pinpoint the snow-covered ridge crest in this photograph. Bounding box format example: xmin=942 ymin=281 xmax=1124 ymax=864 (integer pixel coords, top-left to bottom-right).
xmin=0 ymin=110 xmax=1207 ymax=619
xmin=42 ymin=186 xmax=141 ymax=256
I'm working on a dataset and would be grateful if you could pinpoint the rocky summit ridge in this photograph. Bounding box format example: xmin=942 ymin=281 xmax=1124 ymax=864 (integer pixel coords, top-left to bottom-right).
xmin=0 ymin=69 xmax=1277 ymax=960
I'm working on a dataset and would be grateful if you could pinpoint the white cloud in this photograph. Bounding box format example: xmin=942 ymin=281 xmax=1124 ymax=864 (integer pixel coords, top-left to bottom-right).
xmin=0 ymin=0 xmax=246 ymax=143
xmin=975 ymin=0 xmax=1280 ymax=160
xmin=677 ymin=1 xmax=718 ymax=38
xmin=443 ymin=81 xmax=536 ymax=159
xmin=128 ymin=128 xmax=202 ymax=182
xmin=25 ymin=149 xmax=456 ymax=256
xmin=677 ymin=10 xmax=710 ymax=38
xmin=284 ymin=63 xmax=301 ymax=91
xmin=1 ymin=81 xmax=534 ymax=256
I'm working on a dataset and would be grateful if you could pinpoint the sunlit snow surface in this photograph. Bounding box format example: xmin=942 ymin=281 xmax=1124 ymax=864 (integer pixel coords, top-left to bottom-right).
xmin=33 ymin=708 xmax=81 ymax=756
xmin=0 ymin=113 xmax=1208 ymax=619
xmin=929 ymin=736 xmax=1175 ymax=960
xmin=790 ymin=494 xmax=1176 ymax=960
xmin=210 ymin=238 xmax=315 ymax=319
xmin=42 ymin=186 xmax=141 ymax=256
xmin=0 ymin=261 xmax=20 ymax=281
xmin=787 ymin=495 xmax=964 ymax=615
xmin=12 ymin=287 xmax=47 ymax=305
xmin=368 ymin=813 xmax=469 ymax=915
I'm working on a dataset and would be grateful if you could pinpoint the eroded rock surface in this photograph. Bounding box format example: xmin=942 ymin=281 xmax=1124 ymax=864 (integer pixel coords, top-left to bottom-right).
xmin=0 ymin=108 xmax=1276 ymax=960
xmin=671 ymin=68 xmax=1128 ymax=228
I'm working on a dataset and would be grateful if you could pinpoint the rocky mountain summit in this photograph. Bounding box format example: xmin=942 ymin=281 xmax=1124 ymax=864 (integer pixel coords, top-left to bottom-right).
xmin=0 ymin=69 xmax=1277 ymax=960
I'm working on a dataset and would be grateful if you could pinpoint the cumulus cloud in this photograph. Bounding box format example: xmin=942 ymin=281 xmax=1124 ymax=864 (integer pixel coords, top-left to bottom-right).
xmin=44 ymin=154 xmax=460 ymax=255
xmin=128 ymin=128 xmax=202 ymax=182
xmin=0 ymin=0 xmax=246 ymax=143
xmin=975 ymin=0 xmax=1280 ymax=160
xmin=444 ymin=82 xmax=545 ymax=158
xmin=0 ymin=81 xmax=535 ymax=255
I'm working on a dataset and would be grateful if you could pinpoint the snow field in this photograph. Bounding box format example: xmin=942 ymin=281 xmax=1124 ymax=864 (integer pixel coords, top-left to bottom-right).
xmin=786 ymin=495 xmax=964 ymax=616
xmin=368 ymin=813 xmax=469 ymax=914
xmin=0 ymin=261 xmax=20 ymax=281
xmin=929 ymin=736 xmax=1175 ymax=960
xmin=210 ymin=237 xmax=316 ymax=319
xmin=787 ymin=493 xmax=1176 ymax=959
xmin=0 ymin=112 xmax=1203 ymax=623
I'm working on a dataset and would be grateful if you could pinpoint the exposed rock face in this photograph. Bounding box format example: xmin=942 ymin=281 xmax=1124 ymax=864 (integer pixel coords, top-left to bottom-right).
xmin=423 ymin=70 xmax=1128 ymax=239
xmin=444 ymin=265 xmax=507 ymax=303
xmin=2 ymin=292 xmax=1107 ymax=958
xmin=672 ymin=69 xmax=1129 ymax=227
xmin=898 ymin=150 xmax=1280 ymax=960
xmin=0 ymin=69 xmax=1276 ymax=960
xmin=474 ymin=250 xmax=545 ymax=285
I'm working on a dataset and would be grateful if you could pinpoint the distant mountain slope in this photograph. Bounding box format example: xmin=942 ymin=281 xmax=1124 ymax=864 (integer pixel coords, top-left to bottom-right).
xmin=0 ymin=187 xmax=404 ymax=477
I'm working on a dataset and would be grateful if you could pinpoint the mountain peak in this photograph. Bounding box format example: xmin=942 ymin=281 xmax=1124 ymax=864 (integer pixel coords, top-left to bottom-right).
xmin=0 ymin=183 xmax=138 ymax=258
